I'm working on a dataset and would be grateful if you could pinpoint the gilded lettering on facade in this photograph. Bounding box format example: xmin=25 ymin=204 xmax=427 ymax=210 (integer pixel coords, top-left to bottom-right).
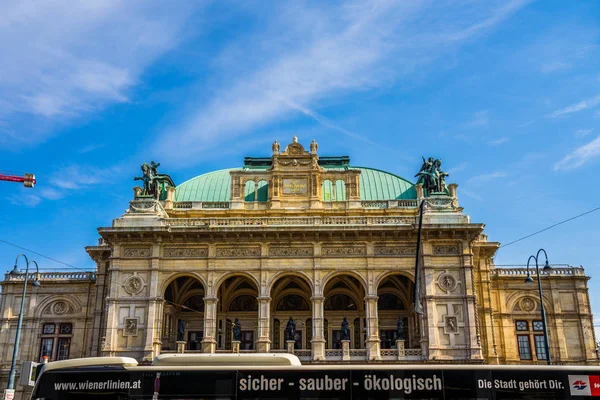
xmin=163 ymin=247 xmax=208 ymax=258
xmin=216 ymin=247 xmax=261 ymax=257
xmin=282 ymin=178 xmax=308 ymax=195
xmin=269 ymin=247 xmax=313 ymax=257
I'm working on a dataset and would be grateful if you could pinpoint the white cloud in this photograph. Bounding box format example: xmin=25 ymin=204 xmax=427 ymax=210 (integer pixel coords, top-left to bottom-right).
xmin=490 ymin=137 xmax=509 ymax=146
xmin=156 ymin=0 xmax=530 ymax=165
xmin=0 ymin=1 xmax=203 ymax=144
xmin=554 ymin=136 xmax=600 ymax=171
xmin=467 ymin=171 xmax=507 ymax=185
xmin=575 ymin=129 xmax=593 ymax=138
xmin=49 ymin=165 xmax=123 ymax=190
xmin=549 ymin=94 xmax=600 ymax=118
xmin=465 ymin=111 xmax=489 ymax=128
xmin=9 ymin=193 xmax=41 ymax=207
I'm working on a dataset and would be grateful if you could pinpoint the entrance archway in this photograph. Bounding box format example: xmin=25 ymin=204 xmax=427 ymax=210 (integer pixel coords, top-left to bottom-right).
xmin=376 ymin=274 xmax=416 ymax=349
xmin=270 ymin=275 xmax=312 ymax=350
xmin=163 ymin=276 xmax=205 ymax=351
xmin=323 ymin=275 xmax=366 ymax=349
xmin=216 ymin=275 xmax=259 ymax=350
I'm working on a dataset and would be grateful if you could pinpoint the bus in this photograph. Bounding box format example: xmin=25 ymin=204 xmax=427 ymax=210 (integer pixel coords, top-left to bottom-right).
xmin=31 ymin=353 xmax=600 ymax=399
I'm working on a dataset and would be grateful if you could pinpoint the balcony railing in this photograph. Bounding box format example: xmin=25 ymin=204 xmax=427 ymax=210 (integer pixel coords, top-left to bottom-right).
xmin=491 ymin=265 xmax=584 ymax=277
xmin=4 ymin=271 xmax=96 ymax=282
xmin=165 ymin=216 xmax=416 ymax=228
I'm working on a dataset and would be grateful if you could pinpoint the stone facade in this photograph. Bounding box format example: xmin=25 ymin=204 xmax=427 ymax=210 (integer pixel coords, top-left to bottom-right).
xmin=1 ymin=138 xmax=597 ymax=397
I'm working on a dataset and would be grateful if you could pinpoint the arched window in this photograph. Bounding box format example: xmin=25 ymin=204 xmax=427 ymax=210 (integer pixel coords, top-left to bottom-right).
xmin=276 ymin=294 xmax=310 ymax=311
xmin=324 ymin=294 xmax=357 ymax=310
xmin=244 ymin=181 xmax=256 ymax=202
xmin=229 ymin=295 xmax=258 ymax=311
xmin=183 ymin=295 xmax=204 ymax=312
xmin=322 ymin=180 xmax=333 ymax=202
xmin=257 ymin=180 xmax=268 ymax=202
xmin=334 ymin=180 xmax=346 ymax=201
xmin=377 ymin=293 xmax=406 ymax=310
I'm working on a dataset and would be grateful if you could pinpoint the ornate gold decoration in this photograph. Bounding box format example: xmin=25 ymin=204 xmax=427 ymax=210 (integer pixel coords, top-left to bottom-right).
xmin=322 ymin=246 xmax=366 ymax=256
xmin=269 ymin=247 xmax=313 ymax=257
xmin=216 ymin=247 xmax=261 ymax=257
xmin=163 ymin=247 xmax=208 ymax=258
xmin=123 ymin=247 xmax=151 ymax=258
xmin=432 ymin=244 xmax=459 ymax=255
xmin=124 ymin=276 xmax=144 ymax=295
xmin=374 ymin=246 xmax=416 ymax=256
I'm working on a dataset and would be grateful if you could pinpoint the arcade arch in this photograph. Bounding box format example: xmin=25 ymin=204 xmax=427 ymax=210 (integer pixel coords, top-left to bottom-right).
xmin=377 ymin=274 xmax=417 ymax=349
xmin=162 ymin=276 xmax=205 ymax=350
xmin=216 ymin=275 xmax=259 ymax=350
xmin=270 ymin=275 xmax=312 ymax=350
xmin=323 ymin=275 xmax=365 ymax=349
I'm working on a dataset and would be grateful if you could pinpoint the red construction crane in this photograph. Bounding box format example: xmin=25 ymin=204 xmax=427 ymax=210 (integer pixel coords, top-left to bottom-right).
xmin=0 ymin=172 xmax=36 ymax=188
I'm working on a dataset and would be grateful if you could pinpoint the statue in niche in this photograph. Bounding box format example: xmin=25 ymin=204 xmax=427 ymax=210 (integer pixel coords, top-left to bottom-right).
xmin=341 ymin=317 xmax=350 ymax=340
xmin=177 ymin=319 xmax=185 ymax=342
xmin=232 ymin=318 xmax=242 ymax=342
xmin=396 ymin=317 xmax=405 ymax=341
xmin=285 ymin=317 xmax=296 ymax=341
xmin=415 ymin=156 xmax=449 ymax=194
xmin=272 ymin=140 xmax=280 ymax=154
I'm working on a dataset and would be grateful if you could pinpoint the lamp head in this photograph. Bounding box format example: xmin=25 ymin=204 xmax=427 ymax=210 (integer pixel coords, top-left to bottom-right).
xmin=9 ymin=265 xmax=20 ymax=276
xmin=524 ymin=275 xmax=534 ymax=284
xmin=32 ymin=279 xmax=41 ymax=287
xmin=543 ymin=259 xmax=553 ymax=273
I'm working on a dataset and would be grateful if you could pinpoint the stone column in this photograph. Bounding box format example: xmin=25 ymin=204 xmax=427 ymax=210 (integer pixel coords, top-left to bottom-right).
xmin=256 ymin=296 xmax=271 ymax=353
xmin=202 ymin=297 xmax=218 ymax=353
xmin=164 ymin=186 xmax=176 ymax=210
xmin=396 ymin=340 xmax=405 ymax=359
xmin=311 ymin=296 xmax=326 ymax=361
xmin=342 ymin=340 xmax=351 ymax=361
xmin=365 ymin=295 xmax=381 ymax=361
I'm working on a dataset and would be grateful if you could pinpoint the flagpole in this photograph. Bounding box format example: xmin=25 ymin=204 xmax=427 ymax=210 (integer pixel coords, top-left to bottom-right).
xmin=413 ymin=199 xmax=425 ymax=315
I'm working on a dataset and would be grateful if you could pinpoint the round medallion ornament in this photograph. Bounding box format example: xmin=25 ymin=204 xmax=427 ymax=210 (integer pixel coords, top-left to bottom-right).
xmin=53 ymin=301 xmax=67 ymax=315
xmin=519 ymin=297 xmax=536 ymax=312
xmin=124 ymin=276 xmax=144 ymax=295
xmin=437 ymin=273 xmax=458 ymax=292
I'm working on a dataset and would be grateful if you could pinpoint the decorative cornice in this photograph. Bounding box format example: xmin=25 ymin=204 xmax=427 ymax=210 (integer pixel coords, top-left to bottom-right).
xmin=163 ymin=247 xmax=208 ymax=258
xmin=216 ymin=246 xmax=261 ymax=257
xmin=269 ymin=246 xmax=313 ymax=257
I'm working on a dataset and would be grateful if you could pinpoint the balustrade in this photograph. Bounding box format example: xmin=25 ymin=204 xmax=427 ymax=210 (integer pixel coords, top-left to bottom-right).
xmin=165 ymin=216 xmax=416 ymax=228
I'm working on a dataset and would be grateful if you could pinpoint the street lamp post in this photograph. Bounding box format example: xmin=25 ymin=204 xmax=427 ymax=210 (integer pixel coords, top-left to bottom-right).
xmin=524 ymin=248 xmax=552 ymax=365
xmin=6 ymin=254 xmax=41 ymax=390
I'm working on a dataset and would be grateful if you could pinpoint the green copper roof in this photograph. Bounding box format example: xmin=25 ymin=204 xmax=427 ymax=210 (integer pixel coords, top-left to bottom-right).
xmin=174 ymin=166 xmax=416 ymax=202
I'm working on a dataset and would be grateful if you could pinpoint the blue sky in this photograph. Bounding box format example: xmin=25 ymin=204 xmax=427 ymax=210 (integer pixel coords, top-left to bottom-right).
xmin=1 ymin=0 xmax=599 ymax=325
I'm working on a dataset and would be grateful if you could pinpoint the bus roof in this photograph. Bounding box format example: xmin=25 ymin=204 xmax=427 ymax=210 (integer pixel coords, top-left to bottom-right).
xmin=151 ymin=353 xmax=302 ymax=366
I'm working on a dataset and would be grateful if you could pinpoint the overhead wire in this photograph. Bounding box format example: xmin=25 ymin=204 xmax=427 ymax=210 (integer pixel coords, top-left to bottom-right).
xmin=499 ymin=205 xmax=600 ymax=249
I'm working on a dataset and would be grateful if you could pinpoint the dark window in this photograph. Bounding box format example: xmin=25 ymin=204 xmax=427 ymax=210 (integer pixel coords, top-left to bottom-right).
xmin=534 ymin=335 xmax=547 ymax=360
xmin=377 ymin=293 xmax=406 ymax=310
xmin=380 ymin=330 xmax=397 ymax=349
xmin=517 ymin=335 xmax=532 ymax=360
xmin=56 ymin=338 xmax=71 ymax=361
xmin=39 ymin=338 xmax=54 ymax=362
xmin=229 ymin=295 xmax=258 ymax=312
xmin=241 ymin=331 xmax=254 ymax=350
xmin=59 ymin=323 xmax=72 ymax=334
xmin=324 ymin=294 xmax=357 ymax=310
xmin=533 ymin=321 xmax=544 ymax=331
xmin=187 ymin=331 xmax=203 ymax=350
xmin=515 ymin=321 xmax=528 ymax=331
xmin=331 ymin=330 xmax=342 ymax=349
xmin=43 ymin=324 xmax=55 ymax=334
